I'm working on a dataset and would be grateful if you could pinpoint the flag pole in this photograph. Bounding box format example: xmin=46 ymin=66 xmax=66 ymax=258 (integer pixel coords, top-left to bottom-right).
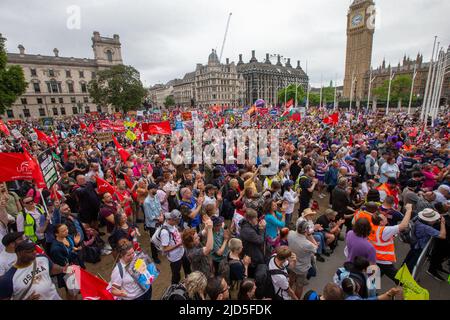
xmin=319 ymin=74 xmax=323 ymax=108
xmin=386 ymin=68 xmax=395 ymax=115
xmin=425 ymin=43 xmax=440 ymax=122
xmin=333 ymin=74 xmax=337 ymax=110
xmin=421 ymin=36 xmax=437 ymax=121
xmin=407 ymin=64 xmax=417 ymax=114
xmin=306 ymin=60 xmax=310 ymax=110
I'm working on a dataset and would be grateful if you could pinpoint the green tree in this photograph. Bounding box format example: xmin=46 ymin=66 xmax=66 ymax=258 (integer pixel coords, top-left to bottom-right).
xmin=277 ymin=84 xmax=305 ymax=105
xmin=373 ymin=75 xmax=414 ymax=105
xmin=163 ymin=95 xmax=175 ymax=108
xmin=88 ymin=64 xmax=146 ymax=113
xmin=0 ymin=35 xmax=27 ymax=114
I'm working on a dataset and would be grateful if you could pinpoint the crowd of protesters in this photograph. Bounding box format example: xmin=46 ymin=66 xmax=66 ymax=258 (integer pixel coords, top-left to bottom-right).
xmin=0 ymin=105 xmax=449 ymax=300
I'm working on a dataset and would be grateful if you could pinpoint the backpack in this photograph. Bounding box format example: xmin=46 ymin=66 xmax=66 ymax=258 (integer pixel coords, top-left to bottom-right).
xmin=151 ymin=225 xmax=173 ymax=252
xmin=399 ymin=216 xmax=418 ymax=245
xmin=254 ymin=258 xmax=288 ymax=300
xmin=160 ymin=283 xmax=189 ymax=300
xmin=218 ymin=256 xmax=242 ymax=285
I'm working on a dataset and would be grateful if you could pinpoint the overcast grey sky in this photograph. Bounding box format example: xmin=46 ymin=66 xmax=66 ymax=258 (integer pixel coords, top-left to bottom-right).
xmin=1 ymin=0 xmax=449 ymax=87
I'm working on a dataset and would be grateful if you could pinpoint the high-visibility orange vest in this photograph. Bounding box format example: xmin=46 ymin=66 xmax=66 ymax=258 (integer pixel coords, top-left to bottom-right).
xmin=368 ymin=225 xmax=396 ymax=263
xmin=403 ymin=145 xmax=412 ymax=152
xmin=376 ymin=183 xmax=399 ymax=207
xmin=353 ymin=210 xmax=374 ymax=228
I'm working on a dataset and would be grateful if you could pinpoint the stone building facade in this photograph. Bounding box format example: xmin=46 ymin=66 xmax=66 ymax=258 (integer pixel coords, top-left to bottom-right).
xmin=3 ymin=31 xmax=123 ymax=119
xmin=236 ymin=51 xmax=308 ymax=106
xmin=172 ymin=72 xmax=195 ymax=108
xmin=148 ymin=82 xmax=175 ymax=108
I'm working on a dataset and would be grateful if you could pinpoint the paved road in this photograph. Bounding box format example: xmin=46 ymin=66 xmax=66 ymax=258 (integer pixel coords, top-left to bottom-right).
xmin=85 ymin=193 xmax=450 ymax=300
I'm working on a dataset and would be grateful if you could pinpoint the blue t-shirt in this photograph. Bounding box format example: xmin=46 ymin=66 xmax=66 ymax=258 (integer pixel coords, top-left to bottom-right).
xmin=414 ymin=221 xmax=440 ymax=249
xmin=265 ymin=212 xmax=285 ymax=239
xmin=179 ymin=197 xmax=200 ymax=228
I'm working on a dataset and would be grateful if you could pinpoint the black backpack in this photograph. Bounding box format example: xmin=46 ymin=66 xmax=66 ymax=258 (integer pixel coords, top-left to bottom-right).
xmin=399 ymin=216 xmax=418 ymax=246
xmin=218 ymin=256 xmax=242 ymax=285
xmin=254 ymin=258 xmax=288 ymax=300
xmin=160 ymin=283 xmax=189 ymax=300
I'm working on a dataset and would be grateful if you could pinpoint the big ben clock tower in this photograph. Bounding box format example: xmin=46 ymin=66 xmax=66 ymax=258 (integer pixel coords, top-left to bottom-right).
xmin=343 ymin=0 xmax=375 ymax=103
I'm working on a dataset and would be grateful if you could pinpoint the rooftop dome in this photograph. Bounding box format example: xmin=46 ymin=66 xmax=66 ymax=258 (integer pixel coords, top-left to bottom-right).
xmin=208 ymin=49 xmax=219 ymax=64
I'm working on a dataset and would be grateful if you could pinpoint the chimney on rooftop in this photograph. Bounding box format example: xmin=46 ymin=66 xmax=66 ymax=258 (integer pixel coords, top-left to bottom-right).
xmin=18 ymin=44 xmax=25 ymax=55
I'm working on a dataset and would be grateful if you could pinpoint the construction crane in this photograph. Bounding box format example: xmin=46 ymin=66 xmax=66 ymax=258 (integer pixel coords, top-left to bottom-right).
xmin=219 ymin=12 xmax=232 ymax=63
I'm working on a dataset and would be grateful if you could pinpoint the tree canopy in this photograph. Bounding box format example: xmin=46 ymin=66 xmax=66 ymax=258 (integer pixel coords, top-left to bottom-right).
xmin=373 ymin=74 xmax=414 ymax=103
xmin=0 ymin=35 xmax=27 ymax=115
xmin=277 ymin=84 xmax=305 ymax=105
xmin=88 ymin=64 xmax=146 ymax=113
xmin=163 ymin=95 xmax=175 ymax=108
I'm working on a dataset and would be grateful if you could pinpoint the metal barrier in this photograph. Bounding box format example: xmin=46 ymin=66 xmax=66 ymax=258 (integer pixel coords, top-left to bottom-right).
xmin=412 ymin=238 xmax=433 ymax=280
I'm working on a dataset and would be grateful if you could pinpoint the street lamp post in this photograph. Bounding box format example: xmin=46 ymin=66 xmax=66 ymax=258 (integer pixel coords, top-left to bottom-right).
xmin=421 ymin=36 xmax=437 ymax=121
xmin=349 ymin=70 xmax=356 ymax=110
xmin=386 ymin=69 xmax=395 ymax=115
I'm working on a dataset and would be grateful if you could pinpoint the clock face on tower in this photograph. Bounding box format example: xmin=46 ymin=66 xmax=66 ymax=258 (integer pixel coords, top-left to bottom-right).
xmin=351 ymin=13 xmax=364 ymax=27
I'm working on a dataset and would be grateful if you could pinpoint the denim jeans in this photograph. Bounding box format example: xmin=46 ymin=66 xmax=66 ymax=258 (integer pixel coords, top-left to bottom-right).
xmin=134 ymin=287 xmax=152 ymax=300
xmin=313 ymin=232 xmax=325 ymax=255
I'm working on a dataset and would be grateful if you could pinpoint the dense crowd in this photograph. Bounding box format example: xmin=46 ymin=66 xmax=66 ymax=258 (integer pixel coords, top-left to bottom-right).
xmin=0 ymin=106 xmax=449 ymax=300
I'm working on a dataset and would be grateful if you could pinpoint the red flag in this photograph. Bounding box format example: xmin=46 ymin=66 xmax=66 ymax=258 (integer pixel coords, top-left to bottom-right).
xmin=329 ymin=112 xmax=339 ymax=125
xmin=0 ymin=120 xmax=10 ymax=136
xmin=23 ymin=148 xmax=46 ymax=189
xmin=80 ymin=122 xmax=87 ymax=130
xmin=87 ymin=123 xmax=95 ymax=134
xmin=257 ymin=108 xmax=269 ymax=115
xmin=286 ymin=99 xmax=294 ymax=108
xmin=63 ymin=149 xmax=69 ymax=162
xmin=34 ymin=128 xmax=55 ymax=146
xmin=51 ymin=132 xmax=59 ymax=146
xmin=348 ymin=134 xmax=353 ymax=147
xmin=124 ymin=175 xmax=134 ymax=189
xmin=217 ymin=117 xmax=225 ymax=128
xmin=74 ymin=266 xmax=114 ymax=300
xmin=35 ymin=244 xmax=45 ymax=255
xmin=112 ymin=136 xmax=130 ymax=162
xmin=142 ymin=121 xmax=172 ymax=135
xmin=291 ymin=113 xmax=301 ymax=122
xmin=95 ymin=176 xmax=116 ymax=195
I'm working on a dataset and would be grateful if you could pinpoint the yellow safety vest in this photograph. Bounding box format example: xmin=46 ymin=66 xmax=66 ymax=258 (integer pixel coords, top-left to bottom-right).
xmin=21 ymin=206 xmax=45 ymax=243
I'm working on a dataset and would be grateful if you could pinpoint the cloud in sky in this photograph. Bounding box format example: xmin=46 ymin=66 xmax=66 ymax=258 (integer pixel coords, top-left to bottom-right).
xmin=1 ymin=0 xmax=449 ymax=87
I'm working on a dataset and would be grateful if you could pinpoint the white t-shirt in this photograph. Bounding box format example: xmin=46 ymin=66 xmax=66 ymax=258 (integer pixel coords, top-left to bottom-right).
xmin=160 ymin=223 xmax=184 ymax=262
xmin=0 ymin=255 xmax=62 ymax=300
xmin=268 ymin=257 xmax=290 ymax=300
xmin=0 ymin=251 xmax=17 ymax=276
xmin=108 ymin=259 xmax=146 ymax=300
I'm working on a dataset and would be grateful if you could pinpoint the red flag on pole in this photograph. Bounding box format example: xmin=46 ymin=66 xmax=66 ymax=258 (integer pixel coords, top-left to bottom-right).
xmin=95 ymin=176 xmax=116 ymax=195
xmin=23 ymin=148 xmax=46 ymax=189
xmin=0 ymin=120 xmax=10 ymax=136
xmin=112 ymin=136 xmax=130 ymax=162
xmin=286 ymin=99 xmax=294 ymax=108
xmin=80 ymin=122 xmax=87 ymax=130
xmin=51 ymin=132 xmax=59 ymax=146
xmin=87 ymin=123 xmax=95 ymax=134
xmin=348 ymin=134 xmax=353 ymax=147
xmin=142 ymin=121 xmax=172 ymax=135
xmin=34 ymin=128 xmax=55 ymax=146
xmin=217 ymin=117 xmax=225 ymax=128
xmin=74 ymin=266 xmax=114 ymax=300
xmin=291 ymin=113 xmax=301 ymax=122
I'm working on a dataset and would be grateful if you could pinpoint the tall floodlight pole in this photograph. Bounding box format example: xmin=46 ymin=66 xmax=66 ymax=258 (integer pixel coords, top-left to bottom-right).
xmin=295 ymin=80 xmax=298 ymax=108
xmin=407 ymin=64 xmax=417 ymax=114
xmin=421 ymin=36 xmax=437 ymax=120
xmin=366 ymin=68 xmax=376 ymax=112
xmin=319 ymin=74 xmax=323 ymax=108
xmin=386 ymin=68 xmax=395 ymax=115
xmin=349 ymin=70 xmax=356 ymax=110
xmin=333 ymin=74 xmax=338 ymax=110
xmin=425 ymin=42 xmax=440 ymax=121
xmin=305 ymin=60 xmax=310 ymax=110
xmin=431 ymin=49 xmax=446 ymax=120
xmin=435 ymin=50 xmax=450 ymax=119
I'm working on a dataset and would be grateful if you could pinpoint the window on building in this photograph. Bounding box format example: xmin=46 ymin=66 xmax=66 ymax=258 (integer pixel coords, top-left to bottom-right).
xmin=91 ymin=71 xmax=96 ymax=79
xmin=60 ymin=107 xmax=66 ymax=115
xmin=39 ymin=108 xmax=46 ymax=117
xmin=70 ymin=97 xmax=76 ymax=103
xmin=21 ymin=98 xmax=27 ymax=105
xmin=81 ymin=83 xmax=87 ymax=93
xmin=51 ymin=98 xmax=56 ymax=104
xmin=37 ymin=98 xmax=43 ymax=104
xmin=106 ymin=50 xmax=113 ymax=62
xmin=6 ymin=110 xmax=14 ymax=118
xmin=85 ymin=106 xmax=90 ymax=113
xmin=83 ymin=97 xmax=89 ymax=103
xmin=59 ymin=97 xmax=64 ymax=104
xmin=58 ymin=83 xmax=62 ymax=93
xmin=52 ymin=107 xmax=58 ymax=116
xmin=23 ymin=108 xmax=30 ymax=118
xmin=66 ymin=70 xmax=71 ymax=78
xmin=79 ymin=70 xmax=84 ymax=78
xmin=33 ymin=83 xmax=41 ymax=93
xmin=68 ymin=82 xmax=74 ymax=93
xmin=30 ymin=68 xmax=37 ymax=77
xmin=72 ymin=107 xmax=78 ymax=114
xmin=49 ymin=69 xmax=55 ymax=77
xmin=96 ymin=105 xmax=102 ymax=112
xmin=48 ymin=80 xmax=59 ymax=93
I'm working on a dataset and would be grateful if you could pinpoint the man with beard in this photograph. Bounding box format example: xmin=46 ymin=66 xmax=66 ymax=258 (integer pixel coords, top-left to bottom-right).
xmin=143 ymin=183 xmax=164 ymax=263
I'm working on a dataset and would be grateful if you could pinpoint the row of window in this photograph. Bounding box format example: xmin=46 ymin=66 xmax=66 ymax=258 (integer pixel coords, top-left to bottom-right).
xmin=6 ymin=105 xmax=102 ymax=118
xmin=30 ymin=68 xmax=96 ymax=79
xmin=20 ymin=96 xmax=90 ymax=105
xmin=198 ymin=94 xmax=237 ymax=100
xmin=31 ymin=81 xmax=87 ymax=94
